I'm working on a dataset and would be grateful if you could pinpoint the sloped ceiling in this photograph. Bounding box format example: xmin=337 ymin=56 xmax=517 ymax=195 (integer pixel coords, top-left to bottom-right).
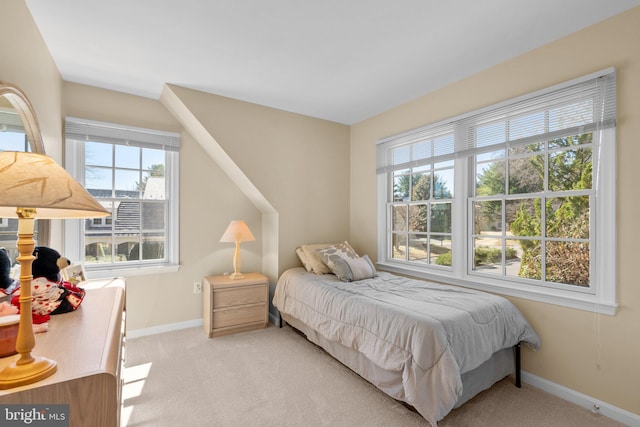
xmin=25 ymin=0 xmax=640 ymax=124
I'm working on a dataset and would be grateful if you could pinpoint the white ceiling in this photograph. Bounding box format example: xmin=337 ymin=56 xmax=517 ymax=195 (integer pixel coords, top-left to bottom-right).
xmin=25 ymin=0 xmax=640 ymax=125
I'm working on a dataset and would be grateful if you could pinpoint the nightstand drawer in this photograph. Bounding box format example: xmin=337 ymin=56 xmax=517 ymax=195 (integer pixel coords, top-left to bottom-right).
xmin=203 ymin=273 xmax=269 ymax=338
xmin=213 ymin=303 xmax=266 ymax=328
xmin=213 ymin=285 xmax=266 ymax=309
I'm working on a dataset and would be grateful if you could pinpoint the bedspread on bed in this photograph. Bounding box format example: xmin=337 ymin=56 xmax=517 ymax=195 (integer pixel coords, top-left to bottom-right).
xmin=273 ymin=267 xmax=540 ymax=426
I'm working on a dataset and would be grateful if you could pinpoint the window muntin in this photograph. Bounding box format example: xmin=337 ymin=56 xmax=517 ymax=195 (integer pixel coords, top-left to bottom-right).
xmin=387 ymin=133 xmax=454 ymax=267
xmin=83 ymin=141 xmax=168 ymax=265
xmin=65 ymin=118 xmax=179 ymax=271
xmin=377 ymin=69 xmax=616 ymax=313
xmin=1 ymin=120 xmax=35 ymax=261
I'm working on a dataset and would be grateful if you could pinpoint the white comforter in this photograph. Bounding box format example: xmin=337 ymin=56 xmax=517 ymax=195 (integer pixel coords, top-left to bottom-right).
xmin=273 ymin=267 xmax=540 ymax=426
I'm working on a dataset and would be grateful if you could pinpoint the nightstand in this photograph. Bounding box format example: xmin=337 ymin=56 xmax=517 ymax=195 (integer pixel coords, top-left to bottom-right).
xmin=203 ymin=273 xmax=269 ymax=338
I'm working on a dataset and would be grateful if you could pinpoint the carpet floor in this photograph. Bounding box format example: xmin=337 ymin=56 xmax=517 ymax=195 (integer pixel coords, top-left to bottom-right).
xmin=123 ymin=325 xmax=624 ymax=427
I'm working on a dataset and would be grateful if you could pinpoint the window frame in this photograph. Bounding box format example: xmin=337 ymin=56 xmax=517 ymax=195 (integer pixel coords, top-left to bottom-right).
xmin=64 ymin=118 xmax=180 ymax=277
xmin=377 ymin=69 xmax=617 ymax=315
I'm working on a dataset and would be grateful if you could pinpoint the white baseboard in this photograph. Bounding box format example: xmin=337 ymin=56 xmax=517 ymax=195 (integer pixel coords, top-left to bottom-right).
xmin=127 ymin=318 xmax=203 ymax=339
xmin=522 ymin=371 xmax=639 ymax=427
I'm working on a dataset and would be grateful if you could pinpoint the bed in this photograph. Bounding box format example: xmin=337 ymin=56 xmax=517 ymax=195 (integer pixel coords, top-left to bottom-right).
xmin=273 ymin=246 xmax=540 ymax=426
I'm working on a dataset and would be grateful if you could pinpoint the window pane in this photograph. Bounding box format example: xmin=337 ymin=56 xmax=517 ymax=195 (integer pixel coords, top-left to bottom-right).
xmin=408 ymin=233 xmax=428 ymax=262
xmin=507 ymin=198 xmax=541 ymax=239
xmin=431 ymin=203 xmax=451 ymax=233
xmin=115 ymin=145 xmax=140 ymax=169
xmin=473 ymin=238 xmax=502 ymax=274
xmin=546 ymin=196 xmax=589 ymax=239
xmin=393 ymin=175 xmax=410 ymax=202
xmin=548 ymin=146 xmax=592 ymax=191
xmin=142 ymin=234 xmax=165 ymax=260
xmin=474 ymin=200 xmax=503 ymax=234
xmin=476 ymin=159 xmax=505 ymax=196
xmin=508 ymin=154 xmax=544 ymax=194
xmin=411 ymin=173 xmax=431 ymax=201
xmin=114 ymin=169 xmax=141 ymax=196
xmin=392 ymin=233 xmax=407 ymax=261
xmin=86 ymin=167 xmax=112 ymax=191
xmin=115 ymin=201 xmax=140 ymax=231
xmin=431 ymin=237 xmax=452 ymax=266
xmin=86 ymin=141 xmax=112 ymax=167
xmin=142 ymin=147 xmax=165 ymax=170
xmin=505 ymin=239 xmax=522 ymax=279
xmin=434 ymin=168 xmax=454 ymax=199
xmin=141 ymin=202 xmax=165 ymax=230
xmin=141 ymin=174 xmax=165 ymax=200
xmin=546 ymin=241 xmax=589 ymax=286
xmin=392 ymin=205 xmax=407 ymax=231
xmin=0 ymin=132 xmax=28 ymax=151
xmin=408 ymin=204 xmax=427 ymax=233
xmin=116 ymin=237 xmax=139 ymax=262
xmin=515 ymin=238 xmax=542 ymax=280
xmin=85 ymin=239 xmax=112 ymax=264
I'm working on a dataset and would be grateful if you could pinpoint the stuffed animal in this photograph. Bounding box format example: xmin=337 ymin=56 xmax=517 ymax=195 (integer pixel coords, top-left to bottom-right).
xmin=0 ymin=248 xmax=19 ymax=300
xmin=0 ymin=248 xmax=15 ymax=291
xmin=11 ymin=246 xmax=86 ymax=322
xmin=32 ymin=246 xmax=71 ymax=283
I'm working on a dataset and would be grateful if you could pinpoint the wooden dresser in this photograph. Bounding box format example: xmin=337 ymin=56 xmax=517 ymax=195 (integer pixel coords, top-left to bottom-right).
xmin=0 ymin=278 xmax=126 ymax=427
xmin=203 ymin=273 xmax=268 ymax=338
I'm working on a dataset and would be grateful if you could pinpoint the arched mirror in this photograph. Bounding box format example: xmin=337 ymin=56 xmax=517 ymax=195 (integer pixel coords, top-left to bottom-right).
xmin=0 ymin=81 xmax=50 ymax=256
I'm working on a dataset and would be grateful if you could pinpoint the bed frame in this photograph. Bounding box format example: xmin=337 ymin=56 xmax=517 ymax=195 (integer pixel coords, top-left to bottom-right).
xmin=280 ymin=313 xmax=522 ymax=410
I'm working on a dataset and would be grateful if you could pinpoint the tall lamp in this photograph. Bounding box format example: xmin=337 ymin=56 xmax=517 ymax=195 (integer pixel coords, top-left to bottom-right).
xmin=0 ymin=151 xmax=109 ymax=389
xmin=219 ymin=220 xmax=255 ymax=280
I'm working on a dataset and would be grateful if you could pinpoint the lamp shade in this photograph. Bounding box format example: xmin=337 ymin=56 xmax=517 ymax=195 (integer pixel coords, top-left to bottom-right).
xmin=219 ymin=220 xmax=255 ymax=243
xmin=0 ymin=151 xmax=109 ymax=218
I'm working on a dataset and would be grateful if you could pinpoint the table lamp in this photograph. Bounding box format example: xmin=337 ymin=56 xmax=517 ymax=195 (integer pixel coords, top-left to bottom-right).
xmin=219 ymin=220 xmax=255 ymax=279
xmin=0 ymin=151 xmax=109 ymax=389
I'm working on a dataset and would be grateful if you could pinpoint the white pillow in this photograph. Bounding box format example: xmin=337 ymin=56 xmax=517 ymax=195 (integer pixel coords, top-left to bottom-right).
xmin=295 ymin=247 xmax=313 ymax=272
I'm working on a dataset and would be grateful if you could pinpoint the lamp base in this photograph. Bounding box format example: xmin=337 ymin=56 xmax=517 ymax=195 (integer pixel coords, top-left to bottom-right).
xmin=0 ymin=356 xmax=57 ymax=390
xmin=229 ymin=272 xmax=245 ymax=280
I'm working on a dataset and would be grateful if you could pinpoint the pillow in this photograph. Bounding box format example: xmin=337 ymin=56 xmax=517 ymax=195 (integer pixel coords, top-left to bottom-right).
xmin=323 ymin=254 xmax=377 ymax=282
xmin=301 ymin=241 xmax=356 ymax=274
xmin=295 ymin=247 xmax=313 ymax=272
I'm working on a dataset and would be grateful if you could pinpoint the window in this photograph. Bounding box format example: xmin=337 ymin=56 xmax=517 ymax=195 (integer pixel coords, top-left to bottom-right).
xmin=65 ymin=118 xmax=180 ymax=274
xmin=1 ymin=109 xmax=38 ymax=261
xmin=377 ymin=69 xmax=616 ymax=314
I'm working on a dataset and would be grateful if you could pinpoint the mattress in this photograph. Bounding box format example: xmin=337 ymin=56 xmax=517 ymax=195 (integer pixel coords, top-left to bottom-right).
xmin=273 ymin=267 xmax=540 ymax=426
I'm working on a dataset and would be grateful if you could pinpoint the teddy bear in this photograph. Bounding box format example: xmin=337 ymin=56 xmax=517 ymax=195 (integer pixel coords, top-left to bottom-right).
xmin=10 ymin=246 xmax=86 ymax=323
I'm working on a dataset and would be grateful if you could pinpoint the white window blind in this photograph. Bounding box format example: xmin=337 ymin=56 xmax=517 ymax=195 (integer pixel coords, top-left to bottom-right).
xmin=377 ymin=68 xmax=616 ymax=173
xmin=65 ymin=117 xmax=180 ymax=152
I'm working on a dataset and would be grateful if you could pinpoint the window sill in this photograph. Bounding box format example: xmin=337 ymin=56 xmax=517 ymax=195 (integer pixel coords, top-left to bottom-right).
xmin=85 ymin=264 xmax=181 ymax=279
xmin=377 ymin=262 xmax=618 ymax=316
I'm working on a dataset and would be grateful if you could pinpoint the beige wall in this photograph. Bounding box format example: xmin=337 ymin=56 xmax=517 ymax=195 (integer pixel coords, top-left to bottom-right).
xmin=62 ymin=83 xmax=350 ymax=331
xmin=6 ymin=0 xmax=639 ymax=416
xmin=1 ymin=0 xmax=64 ymax=245
xmin=350 ymin=7 xmax=640 ymax=416
xmin=2 ymin=1 xmax=350 ymax=333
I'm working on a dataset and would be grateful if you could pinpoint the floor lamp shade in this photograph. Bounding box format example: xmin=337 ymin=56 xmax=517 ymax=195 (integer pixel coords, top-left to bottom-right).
xmin=0 ymin=151 xmax=109 ymax=389
xmin=220 ymin=220 xmax=255 ymax=280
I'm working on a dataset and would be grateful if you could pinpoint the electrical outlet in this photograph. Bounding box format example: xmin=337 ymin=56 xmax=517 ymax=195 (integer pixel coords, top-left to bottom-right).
xmin=193 ymin=281 xmax=202 ymax=293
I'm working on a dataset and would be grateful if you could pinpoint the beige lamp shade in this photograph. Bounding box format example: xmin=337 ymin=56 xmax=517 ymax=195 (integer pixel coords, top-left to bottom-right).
xmin=219 ymin=220 xmax=255 ymax=280
xmin=0 ymin=151 xmax=109 ymax=218
xmin=219 ymin=220 xmax=256 ymax=243
xmin=0 ymin=151 xmax=108 ymax=390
